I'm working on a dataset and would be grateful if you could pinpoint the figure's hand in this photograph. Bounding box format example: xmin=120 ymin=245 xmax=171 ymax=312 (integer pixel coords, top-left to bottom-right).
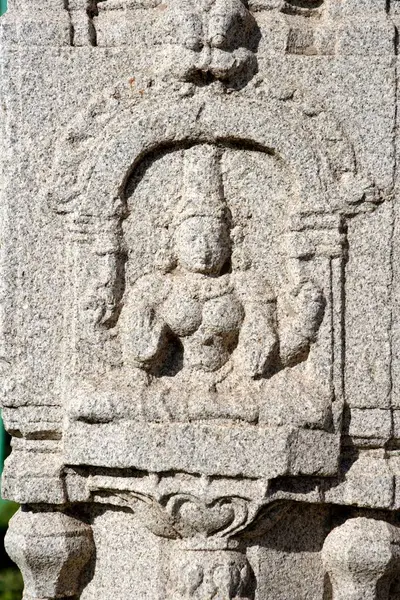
xmin=120 ymin=307 xmax=167 ymax=369
xmin=235 ymin=305 xmax=278 ymax=379
xmin=279 ymin=280 xmax=325 ymax=368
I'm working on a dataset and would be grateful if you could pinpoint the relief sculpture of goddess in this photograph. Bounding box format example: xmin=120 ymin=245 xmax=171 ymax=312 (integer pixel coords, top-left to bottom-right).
xmin=70 ymin=144 xmax=328 ymax=428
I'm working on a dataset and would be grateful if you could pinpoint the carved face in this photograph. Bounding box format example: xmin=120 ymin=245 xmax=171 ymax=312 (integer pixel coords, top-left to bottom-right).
xmin=175 ymin=216 xmax=230 ymax=275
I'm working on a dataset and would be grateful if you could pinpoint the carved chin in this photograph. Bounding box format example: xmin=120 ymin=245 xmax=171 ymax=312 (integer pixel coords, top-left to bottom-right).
xmin=208 ymin=48 xmax=251 ymax=80
xmin=180 ymin=259 xmax=220 ymax=274
xmin=156 ymin=45 xmax=254 ymax=83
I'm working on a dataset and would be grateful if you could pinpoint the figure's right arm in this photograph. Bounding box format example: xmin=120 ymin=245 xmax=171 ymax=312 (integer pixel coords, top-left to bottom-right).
xmin=119 ymin=275 xmax=170 ymax=370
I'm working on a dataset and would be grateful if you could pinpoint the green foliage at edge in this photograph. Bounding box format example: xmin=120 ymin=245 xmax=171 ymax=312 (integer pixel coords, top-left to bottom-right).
xmin=0 ymin=570 xmax=23 ymax=600
xmin=0 ymin=412 xmax=21 ymax=599
xmin=0 ymin=502 xmax=18 ymax=530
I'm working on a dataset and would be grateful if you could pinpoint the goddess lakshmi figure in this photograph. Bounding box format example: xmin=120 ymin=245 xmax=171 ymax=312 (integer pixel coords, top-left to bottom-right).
xmin=69 ymin=144 xmax=329 ymax=427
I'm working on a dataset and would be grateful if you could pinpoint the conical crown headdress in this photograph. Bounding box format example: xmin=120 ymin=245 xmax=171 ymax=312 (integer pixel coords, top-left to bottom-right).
xmin=174 ymin=144 xmax=227 ymax=226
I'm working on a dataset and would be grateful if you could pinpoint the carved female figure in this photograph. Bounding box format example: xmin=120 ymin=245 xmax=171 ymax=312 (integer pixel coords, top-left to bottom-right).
xmin=118 ymin=144 xmax=325 ymax=422
xmin=69 ymin=144 xmax=326 ymax=426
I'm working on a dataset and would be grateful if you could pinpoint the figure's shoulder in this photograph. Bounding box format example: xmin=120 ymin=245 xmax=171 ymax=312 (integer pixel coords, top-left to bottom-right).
xmin=233 ymin=270 xmax=275 ymax=303
xmin=129 ymin=272 xmax=171 ymax=306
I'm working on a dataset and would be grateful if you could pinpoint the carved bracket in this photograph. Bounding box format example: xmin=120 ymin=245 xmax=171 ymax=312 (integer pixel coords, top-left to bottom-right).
xmin=84 ymin=476 xmax=290 ymax=600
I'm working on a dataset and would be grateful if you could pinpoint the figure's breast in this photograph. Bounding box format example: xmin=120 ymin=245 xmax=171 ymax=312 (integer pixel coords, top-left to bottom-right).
xmin=183 ymin=293 xmax=243 ymax=373
xmin=161 ymin=288 xmax=202 ymax=337
xmin=201 ymin=293 xmax=244 ymax=334
xmin=161 ymin=275 xmax=244 ymax=338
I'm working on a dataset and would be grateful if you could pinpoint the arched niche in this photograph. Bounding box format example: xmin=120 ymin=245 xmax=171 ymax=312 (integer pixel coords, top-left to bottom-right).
xmin=51 ymin=95 xmax=355 ymax=221
xmin=53 ymin=91 xmax=381 ymax=477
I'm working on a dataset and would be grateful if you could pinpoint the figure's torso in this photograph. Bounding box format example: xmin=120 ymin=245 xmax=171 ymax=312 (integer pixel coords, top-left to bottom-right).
xmin=161 ymin=272 xmax=244 ymax=372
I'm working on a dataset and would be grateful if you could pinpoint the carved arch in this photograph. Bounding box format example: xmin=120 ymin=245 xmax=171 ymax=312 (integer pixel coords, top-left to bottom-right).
xmin=50 ymin=93 xmax=367 ymax=221
xmin=49 ymin=91 xmax=382 ymax=409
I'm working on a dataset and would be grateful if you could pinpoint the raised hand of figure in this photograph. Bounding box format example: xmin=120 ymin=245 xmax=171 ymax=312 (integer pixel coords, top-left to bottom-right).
xmin=279 ymin=280 xmax=325 ymax=368
xmin=120 ymin=304 xmax=167 ymax=369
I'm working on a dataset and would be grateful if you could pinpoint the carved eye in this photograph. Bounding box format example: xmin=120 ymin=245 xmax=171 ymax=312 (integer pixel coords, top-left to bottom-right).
xmin=211 ymin=33 xmax=228 ymax=49
xmin=184 ymin=37 xmax=203 ymax=51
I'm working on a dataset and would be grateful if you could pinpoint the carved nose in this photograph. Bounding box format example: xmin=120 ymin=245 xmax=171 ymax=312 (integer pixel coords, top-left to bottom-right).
xmin=208 ymin=10 xmax=230 ymax=49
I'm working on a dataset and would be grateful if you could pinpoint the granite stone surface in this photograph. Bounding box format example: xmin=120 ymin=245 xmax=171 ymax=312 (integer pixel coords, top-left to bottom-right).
xmin=1 ymin=0 xmax=400 ymax=598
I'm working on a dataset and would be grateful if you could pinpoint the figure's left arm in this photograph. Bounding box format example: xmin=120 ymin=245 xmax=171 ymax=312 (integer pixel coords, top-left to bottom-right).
xmin=234 ymin=275 xmax=278 ymax=379
xmin=278 ymin=280 xmax=325 ymax=368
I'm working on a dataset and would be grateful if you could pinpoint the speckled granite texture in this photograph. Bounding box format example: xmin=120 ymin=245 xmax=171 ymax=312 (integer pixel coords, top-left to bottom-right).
xmin=1 ymin=1 xmax=400 ymax=598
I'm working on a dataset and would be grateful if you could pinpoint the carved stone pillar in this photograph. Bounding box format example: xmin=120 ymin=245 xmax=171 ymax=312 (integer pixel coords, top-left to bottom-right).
xmin=1 ymin=0 xmax=399 ymax=598
xmin=4 ymin=510 xmax=94 ymax=600
xmin=322 ymin=518 xmax=400 ymax=600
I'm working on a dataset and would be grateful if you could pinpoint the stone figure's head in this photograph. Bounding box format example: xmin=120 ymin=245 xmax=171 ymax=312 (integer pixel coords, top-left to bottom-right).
xmin=175 ymin=214 xmax=231 ymax=275
xmin=173 ymin=145 xmax=231 ymax=275
xmin=158 ymin=0 xmax=259 ymax=86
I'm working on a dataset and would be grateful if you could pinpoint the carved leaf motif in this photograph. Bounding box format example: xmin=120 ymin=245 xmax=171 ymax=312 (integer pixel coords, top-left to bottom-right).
xmin=115 ymin=492 xmax=182 ymax=539
xmin=165 ymin=495 xmax=249 ymax=538
xmin=112 ymin=491 xmax=251 ymax=539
